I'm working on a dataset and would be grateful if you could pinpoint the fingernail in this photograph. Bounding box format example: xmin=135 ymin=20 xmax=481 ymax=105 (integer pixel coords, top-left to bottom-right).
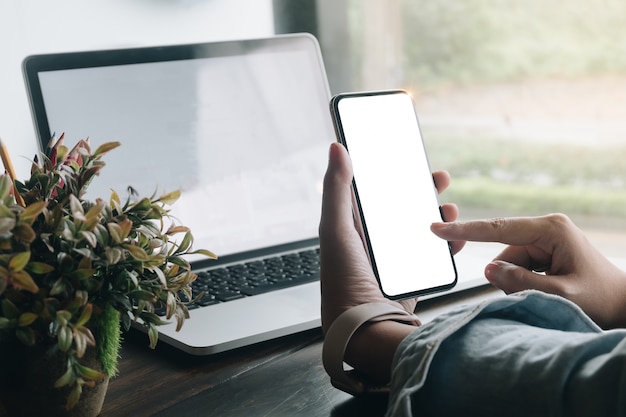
xmin=484 ymin=261 xmax=500 ymax=281
xmin=328 ymin=142 xmax=343 ymax=161
xmin=485 ymin=260 xmax=512 ymax=281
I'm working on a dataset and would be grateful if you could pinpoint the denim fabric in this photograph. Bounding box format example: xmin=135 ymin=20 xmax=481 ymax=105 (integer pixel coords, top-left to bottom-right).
xmin=387 ymin=290 xmax=626 ymax=417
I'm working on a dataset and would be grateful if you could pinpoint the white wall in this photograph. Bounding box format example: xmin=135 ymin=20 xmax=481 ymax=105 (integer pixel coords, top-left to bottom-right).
xmin=0 ymin=0 xmax=274 ymax=177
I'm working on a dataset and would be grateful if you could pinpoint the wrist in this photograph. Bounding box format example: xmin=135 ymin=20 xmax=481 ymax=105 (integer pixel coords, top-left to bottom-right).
xmin=322 ymin=303 xmax=420 ymax=395
xmin=345 ymin=320 xmax=417 ymax=383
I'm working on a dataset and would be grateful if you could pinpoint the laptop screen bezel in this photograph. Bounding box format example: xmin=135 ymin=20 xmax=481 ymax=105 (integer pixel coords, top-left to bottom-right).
xmin=23 ymin=33 xmax=330 ymax=152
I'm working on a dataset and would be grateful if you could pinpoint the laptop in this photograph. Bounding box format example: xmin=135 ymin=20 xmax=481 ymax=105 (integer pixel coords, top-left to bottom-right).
xmin=23 ymin=33 xmax=334 ymax=355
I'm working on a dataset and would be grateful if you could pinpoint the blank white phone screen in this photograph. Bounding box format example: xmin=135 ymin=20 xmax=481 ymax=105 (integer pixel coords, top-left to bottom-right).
xmin=336 ymin=92 xmax=456 ymax=298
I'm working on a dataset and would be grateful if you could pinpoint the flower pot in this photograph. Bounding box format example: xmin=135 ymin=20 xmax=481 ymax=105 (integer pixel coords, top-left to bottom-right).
xmin=0 ymin=342 xmax=109 ymax=417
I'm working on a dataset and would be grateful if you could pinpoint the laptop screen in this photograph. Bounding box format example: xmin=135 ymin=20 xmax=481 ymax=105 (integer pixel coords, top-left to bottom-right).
xmin=23 ymin=34 xmax=334 ymax=260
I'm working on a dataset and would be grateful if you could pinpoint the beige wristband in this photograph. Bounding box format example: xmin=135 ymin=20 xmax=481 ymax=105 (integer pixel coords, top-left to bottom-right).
xmin=322 ymin=302 xmax=421 ymax=396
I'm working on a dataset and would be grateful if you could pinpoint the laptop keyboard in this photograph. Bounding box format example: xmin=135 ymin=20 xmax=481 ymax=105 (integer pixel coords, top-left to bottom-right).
xmin=156 ymin=248 xmax=320 ymax=315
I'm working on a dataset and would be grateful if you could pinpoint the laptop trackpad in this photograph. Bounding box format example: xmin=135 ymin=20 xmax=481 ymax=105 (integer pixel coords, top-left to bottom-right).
xmin=155 ymin=282 xmax=321 ymax=355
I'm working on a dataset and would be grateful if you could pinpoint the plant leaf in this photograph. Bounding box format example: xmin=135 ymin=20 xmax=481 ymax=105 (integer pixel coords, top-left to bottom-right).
xmin=123 ymin=244 xmax=149 ymax=261
xmin=129 ymin=289 xmax=157 ymax=302
xmin=176 ymin=231 xmax=193 ymax=254
xmin=0 ymin=217 xmax=15 ymax=237
xmin=0 ymin=317 xmax=14 ymax=329
xmin=85 ymin=201 xmax=104 ymax=219
xmin=78 ymin=255 xmax=92 ymax=270
xmin=147 ymin=323 xmax=159 ymax=349
xmin=1 ymin=299 xmax=20 ymax=318
xmin=139 ymin=311 xmax=168 ymax=327
xmin=12 ymin=223 xmax=36 ymax=243
xmin=109 ymin=189 xmax=121 ymax=207
xmin=189 ymin=248 xmax=218 ymax=259
xmin=93 ymin=141 xmax=121 ymax=156
xmin=174 ymin=304 xmax=189 ymax=331
xmin=73 ymin=328 xmax=87 ymax=358
xmin=18 ymin=201 xmax=47 ymax=225
xmin=66 ymin=384 xmax=82 ymax=411
xmin=166 ymin=225 xmax=189 ymax=235
xmin=56 ymin=310 xmax=72 ymax=325
xmin=70 ymin=268 xmax=96 ymax=282
xmin=157 ymin=189 xmax=181 ymax=205
xmin=80 ymin=230 xmax=98 ymax=248
xmin=76 ymin=303 xmax=93 ymax=327
xmin=107 ymin=222 xmax=123 ymax=244
xmin=54 ymin=366 xmax=75 ymax=388
xmin=0 ymin=204 xmax=13 ymax=218
xmin=75 ymin=363 xmax=105 ymax=381
xmin=117 ymin=218 xmax=132 ymax=240
xmin=105 ymin=247 xmax=123 ymax=265
xmin=121 ymin=311 xmax=131 ymax=331
xmin=11 ymin=270 xmax=39 ymax=293
xmin=0 ymin=175 xmax=13 ymax=200
xmin=26 ymin=261 xmax=55 ymax=275
xmin=50 ymin=278 xmax=67 ymax=296
xmin=58 ymin=325 xmax=72 ymax=351
xmin=69 ymin=194 xmax=84 ymax=218
xmin=94 ymin=224 xmax=108 ymax=247
xmin=18 ymin=312 xmax=38 ymax=327
xmin=8 ymin=252 xmax=30 ymax=271
xmin=167 ymin=256 xmax=190 ymax=269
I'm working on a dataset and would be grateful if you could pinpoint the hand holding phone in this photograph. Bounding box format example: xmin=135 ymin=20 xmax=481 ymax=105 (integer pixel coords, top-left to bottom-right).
xmin=329 ymin=90 xmax=457 ymax=299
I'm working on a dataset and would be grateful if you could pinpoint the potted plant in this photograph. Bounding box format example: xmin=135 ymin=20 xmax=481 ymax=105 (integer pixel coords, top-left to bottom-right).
xmin=0 ymin=138 xmax=215 ymax=417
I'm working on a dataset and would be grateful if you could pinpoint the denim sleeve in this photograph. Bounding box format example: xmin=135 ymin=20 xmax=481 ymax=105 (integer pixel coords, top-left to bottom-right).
xmin=387 ymin=290 xmax=626 ymax=417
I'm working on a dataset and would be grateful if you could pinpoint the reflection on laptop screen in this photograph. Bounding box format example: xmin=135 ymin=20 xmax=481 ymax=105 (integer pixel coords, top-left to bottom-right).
xmin=28 ymin=35 xmax=334 ymax=259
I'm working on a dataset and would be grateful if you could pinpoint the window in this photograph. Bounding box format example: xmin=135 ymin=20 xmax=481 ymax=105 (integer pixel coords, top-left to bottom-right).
xmin=299 ymin=0 xmax=626 ymax=268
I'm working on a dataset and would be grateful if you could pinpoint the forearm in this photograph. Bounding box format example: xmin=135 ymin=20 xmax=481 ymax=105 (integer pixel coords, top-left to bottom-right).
xmin=344 ymin=320 xmax=417 ymax=383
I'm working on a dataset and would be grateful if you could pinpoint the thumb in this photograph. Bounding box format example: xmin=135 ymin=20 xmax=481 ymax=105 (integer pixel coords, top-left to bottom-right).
xmin=320 ymin=142 xmax=355 ymax=236
xmin=484 ymin=260 xmax=551 ymax=294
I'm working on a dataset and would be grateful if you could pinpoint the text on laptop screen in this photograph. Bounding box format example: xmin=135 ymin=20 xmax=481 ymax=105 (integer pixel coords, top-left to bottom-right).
xmin=34 ymin=39 xmax=333 ymax=259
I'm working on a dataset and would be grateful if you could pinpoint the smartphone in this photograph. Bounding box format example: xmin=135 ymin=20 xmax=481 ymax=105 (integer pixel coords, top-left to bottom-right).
xmin=329 ymin=90 xmax=457 ymax=299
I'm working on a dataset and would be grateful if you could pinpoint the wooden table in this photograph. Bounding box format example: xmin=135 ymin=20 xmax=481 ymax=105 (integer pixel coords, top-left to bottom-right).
xmin=1 ymin=285 xmax=501 ymax=417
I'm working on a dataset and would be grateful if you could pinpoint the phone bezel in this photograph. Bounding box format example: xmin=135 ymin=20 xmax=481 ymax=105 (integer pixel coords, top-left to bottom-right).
xmin=329 ymin=89 xmax=458 ymax=300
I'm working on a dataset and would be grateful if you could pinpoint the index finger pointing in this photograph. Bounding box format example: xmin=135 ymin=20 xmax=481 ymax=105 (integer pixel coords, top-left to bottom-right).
xmin=430 ymin=216 xmax=546 ymax=247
